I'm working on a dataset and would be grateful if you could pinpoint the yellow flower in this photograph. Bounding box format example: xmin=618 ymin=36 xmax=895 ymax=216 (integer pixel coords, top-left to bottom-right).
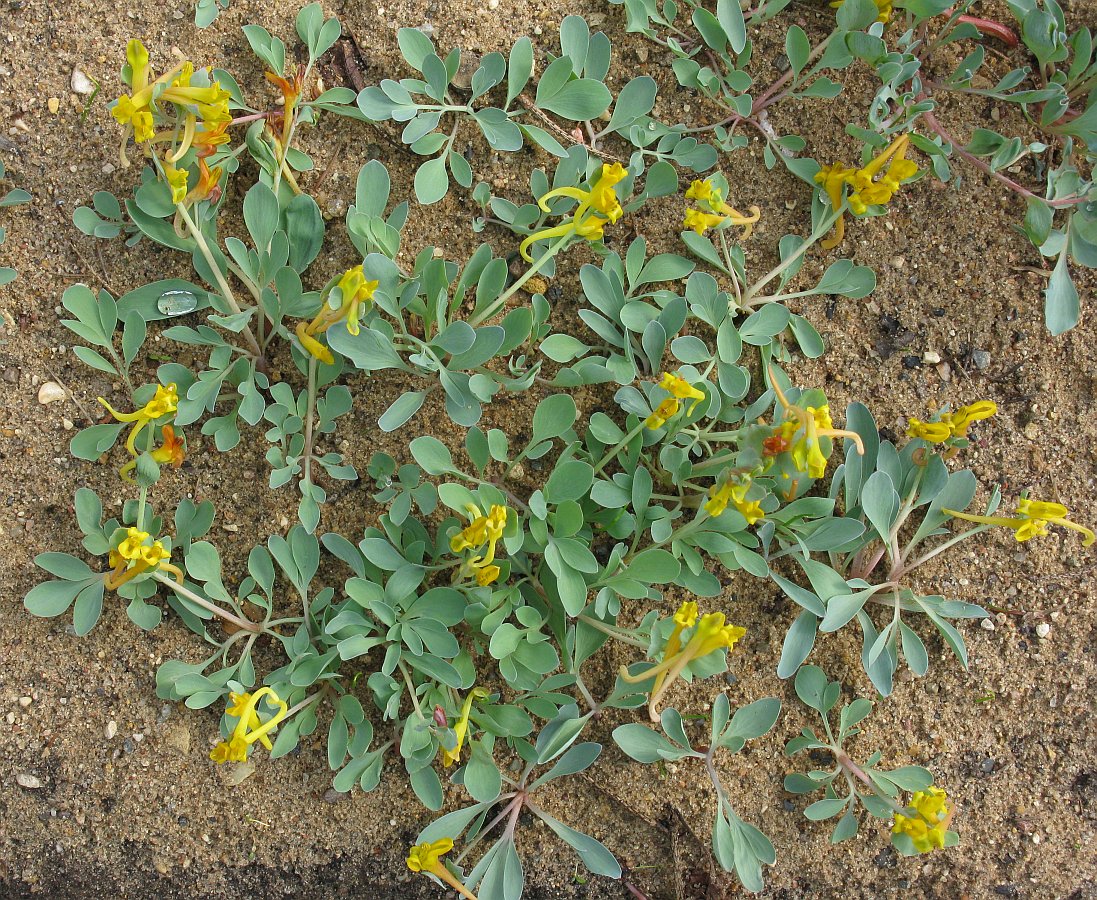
xmin=816 ymin=135 xmax=917 ymax=249
xmin=103 ymin=528 xmax=182 ymax=591
xmin=944 ymin=497 xmax=1094 ymax=547
xmin=165 ymin=164 xmax=189 ymax=204
xmin=659 ymin=372 xmax=706 ymax=414
xmin=441 ymin=687 xmax=489 ymax=768
xmin=942 ymin=400 xmax=997 ymax=438
xmin=210 ymin=687 xmax=287 ymax=763
xmin=830 ymin=0 xmax=893 ymax=23
xmin=407 ymin=838 xmax=454 ymax=873
xmin=644 ymin=397 xmax=680 ymax=430
xmin=126 ymin=39 xmax=150 ymax=92
xmin=685 ymin=179 xmax=716 ymax=203
xmin=767 ymin=379 xmax=864 ymax=485
xmin=684 ymin=209 xmax=726 ymax=235
xmin=519 ymin=162 xmax=628 ymax=261
xmin=647 ymin=602 xmax=698 ymax=704
xmin=683 ymin=177 xmax=761 ymax=238
xmin=906 ymin=418 xmax=952 ymax=444
xmin=117 ymin=527 xmax=150 ymax=560
xmin=335 ymin=265 xmax=378 ymax=336
xmin=112 ymin=94 xmax=156 ymax=143
xmin=99 ymin=383 xmax=179 ymax=457
xmin=450 ymin=504 xmax=508 ymax=572
xmin=620 ymin=607 xmax=747 ymax=722
xmin=406 ymin=839 xmax=479 ymax=899
xmin=294 ymin=323 xmax=335 ymax=366
xmin=705 ymin=478 xmax=764 ymax=524
xmin=295 ymin=265 xmax=379 ymax=363
xmin=893 ymin=786 xmax=950 ymax=853
xmin=673 ymin=601 xmax=698 ymax=629
xmin=475 ymin=564 xmax=501 ymax=587
xmin=149 ymin=425 xmax=186 ymax=468
xmin=209 ymin=735 xmax=248 ymax=764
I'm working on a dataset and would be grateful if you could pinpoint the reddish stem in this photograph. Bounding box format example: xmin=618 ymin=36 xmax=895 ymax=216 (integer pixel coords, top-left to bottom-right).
xmin=953 ymin=13 xmax=1019 ymax=47
xmin=918 ymin=100 xmax=1090 ymax=208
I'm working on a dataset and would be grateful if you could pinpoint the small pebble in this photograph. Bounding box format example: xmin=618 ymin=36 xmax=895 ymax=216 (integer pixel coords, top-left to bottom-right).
xmin=923 ymin=350 xmax=941 ymax=364
xmin=123 ymin=738 xmax=135 ymax=754
xmin=47 ymin=97 xmax=60 ymax=114
xmin=972 ymin=349 xmax=991 ymax=369
xmin=104 ymin=720 xmax=117 ymax=740
xmin=1035 ymin=622 xmax=1050 ymax=639
xmin=980 ymin=618 xmax=995 ymax=631
xmin=18 ymin=696 xmax=32 ymax=707
xmin=16 ymin=773 xmax=42 ymax=789
xmin=981 ymin=758 xmax=996 ymax=774
xmin=37 ymin=382 xmax=67 ymax=404
xmin=71 ymin=68 xmax=95 ymax=94
xmin=902 ymin=355 xmax=920 ymax=369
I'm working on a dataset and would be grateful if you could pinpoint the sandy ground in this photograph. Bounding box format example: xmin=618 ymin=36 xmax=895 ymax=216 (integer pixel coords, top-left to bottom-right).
xmin=0 ymin=0 xmax=1095 ymax=897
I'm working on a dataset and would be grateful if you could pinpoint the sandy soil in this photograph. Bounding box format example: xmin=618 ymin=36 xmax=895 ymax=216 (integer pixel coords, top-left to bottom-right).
xmin=0 ymin=0 xmax=1094 ymax=897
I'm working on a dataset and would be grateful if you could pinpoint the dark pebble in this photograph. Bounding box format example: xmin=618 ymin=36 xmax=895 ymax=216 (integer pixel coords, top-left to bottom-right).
xmin=897 ymin=879 xmax=910 ymax=889
xmin=902 ymin=355 xmax=920 ymax=369
xmin=723 ymin=672 xmax=737 ymax=685
xmin=782 ymin=800 xmax=796 ymax=812
xmin=874 ymin=847 xmax=898 ymax=869
xmin=981 ymin=758 xmax=996 ymax=774
xmin=123 ymin=739 xmax=135 ymax=754
xmin=995 ymin=886 xmax=1019 ymax=897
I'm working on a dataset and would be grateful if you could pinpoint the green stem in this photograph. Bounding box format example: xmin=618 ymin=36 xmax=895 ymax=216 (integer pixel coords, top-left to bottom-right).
xmin=742 ymin=206 xmax=844 ymax=304
xmin=135 ymin=425 xmax=155 ymax=531
xmin=468 ymin=233 xmax=572 ymax=327
xmin=302 ymin=356 xmax=319 ymax=489
xmin=593 ymin=419 xmax=648 ymax=476
xmin=153 ymin=572 xmax=261 ymax=634
xmin=577 ymin=614 xmax=648 ymax=648
xmin=175 ymin=202 xmax=264 ymax=359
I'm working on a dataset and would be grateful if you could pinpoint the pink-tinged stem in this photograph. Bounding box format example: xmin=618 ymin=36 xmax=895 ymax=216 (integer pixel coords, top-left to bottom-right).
xmin=919 ymin=102 xmax=1090 ymax=208
xmin=953 ymin=13 xmax=1019 ymax=47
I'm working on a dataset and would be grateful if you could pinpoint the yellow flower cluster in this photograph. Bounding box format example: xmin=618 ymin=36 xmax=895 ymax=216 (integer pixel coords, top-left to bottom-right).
xmin=519 ymin=162 xmax=627 ymax=261
xmin=451 ymin=503 xmax=508 ymax=585
xmin=621 ymin=601 xmax=747 ymax=721
xmin=767 ymin=380 xmax=864 ymax=483
xmin=907 ymin=400 xmax=997 ymax=444
xmin=945 ymin=497 xmax=1094 ymax=547
xmin=406 ymin=838 xmax=479 ymax=899
xmin=815 ymin=135 xmax=918 ymax=249
xmin=296 ymin=265 xmax=379 ymax=365
xmin=682 ymin=178 xmax=760 ymax=238
xmin=99 ymin=384 xmax=181 ymax=481
xmin=210 ymin=687 xmax=288 ymax=764
xmin=705 ymin=476 xmax=764 ymax=524
xmin=103 ymin=526 xmax=183 ymax=591
xmin=892 ymin=786 xmax=951 ymax=853
xmin=111 ymin=39 xmax=232 ymax=172
xmin=644 ymin=372 xmax=707 ymax=429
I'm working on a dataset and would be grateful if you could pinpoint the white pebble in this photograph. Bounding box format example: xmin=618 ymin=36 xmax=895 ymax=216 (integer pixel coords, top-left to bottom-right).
xmin=16 ymin=773 xmax=42 ymax=789
xmin=71 ymin=68 xmax=95 ymax=94
xmin=37 ymin=382 xmax=67 ymax=405
xmin=105 ymin=720 xmax=118 ymax=740
xmin=1035 ymin=622 xmax=1051 ymax=639
xmin=923 ymin=351 xmax=942 ymax=364
xmin=980 ymin=618 xmax=995 ymax=631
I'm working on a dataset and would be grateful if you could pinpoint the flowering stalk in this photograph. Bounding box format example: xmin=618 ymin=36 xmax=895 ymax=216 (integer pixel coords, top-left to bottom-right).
xmin=406 ymin=839 xmax=479 ymax=900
